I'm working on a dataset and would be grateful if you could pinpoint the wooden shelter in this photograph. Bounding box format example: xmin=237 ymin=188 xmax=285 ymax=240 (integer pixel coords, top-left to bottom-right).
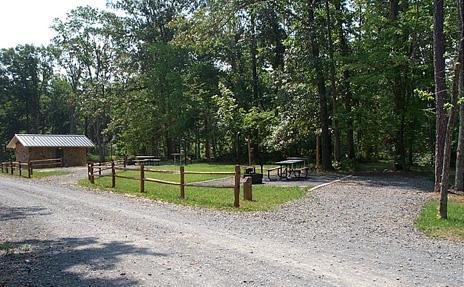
xmin=6 ymin=134 xmax=94 ymax=167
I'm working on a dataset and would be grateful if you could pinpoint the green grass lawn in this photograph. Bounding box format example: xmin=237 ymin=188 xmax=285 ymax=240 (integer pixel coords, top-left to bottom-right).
xmin=80 ymin=163 xmax=308 ymax=211
xmin=416 ymin=195 xmax=464 ymax=241
xmin=0 ymin=168 xmax=69 ymax=179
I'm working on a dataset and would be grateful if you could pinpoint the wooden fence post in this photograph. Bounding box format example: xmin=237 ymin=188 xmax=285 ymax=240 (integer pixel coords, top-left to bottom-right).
xmin=90 ymin=162 xmax=95 ymax=184
xmin=18 ymin=161 xmax=22 ymax=177
xmin=10 ymin=161 xmax=13 ymax=175
xmin=1 ymin=163 xmax=3 ymax=173
xmin=180 ymin=166 xmax=185 ymax=199
xmin=234 ymin=165 xmax=241 ymax=208
xmin=99 ymin=162 xmax=102 ymax=176
xmin=124 ymin=156 xmax=127 ymax=168
xmin=28 ymin=161 xmax=32 ymax=178
xmin=5 ymin=162 xmax=8 ymax=174
xmin=243 ymin=176 xmax=252 ymax=201
xmin=111 ymin=161 xmax=116 ymax=188
xmin=140 ymin=164 xmax=145 ymax=193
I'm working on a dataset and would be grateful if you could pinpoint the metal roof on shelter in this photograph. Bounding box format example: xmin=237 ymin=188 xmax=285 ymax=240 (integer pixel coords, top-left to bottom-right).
xmin=6 ymin=134 xmax=95 ymax=149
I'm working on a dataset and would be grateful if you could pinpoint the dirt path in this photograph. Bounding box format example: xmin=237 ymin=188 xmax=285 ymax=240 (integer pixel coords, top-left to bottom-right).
xmin=0 ymin=174 xmax=462 ymax=287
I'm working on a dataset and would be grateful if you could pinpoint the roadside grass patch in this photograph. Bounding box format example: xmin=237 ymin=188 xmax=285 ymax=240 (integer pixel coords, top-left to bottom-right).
xmin=416 ymin=195 xmax=464 ymax=241
xmin=0 ymin=242 xmax=12 ymax=254
xmin=0 ymin=242 xmax=32 ymax=256
xmin=31 ymin=169 xmax=70 ymax=178
xmin=80 ymin=163 xmax=308 ymax=211
xmin=1 ymin=168 xmax=69 ymax=179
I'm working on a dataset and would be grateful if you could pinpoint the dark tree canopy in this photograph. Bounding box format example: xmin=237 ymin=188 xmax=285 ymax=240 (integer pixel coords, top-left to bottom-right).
xmin=0 ymin=0 xmax=461 ymax=181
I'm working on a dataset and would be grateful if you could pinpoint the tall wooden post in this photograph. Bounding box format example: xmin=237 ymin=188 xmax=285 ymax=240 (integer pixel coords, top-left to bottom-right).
xmin=10 ymin=161 xmax=13 ymax=175
xmin=247 ymin=138 xmax=252 ymax=166
xmin=234 ymin=165 xmax=241 ymax=208
xmin=180 ymin=166 xmax=185 ymax=199
xmin=28 ymin=161 xmax=31 ymax=178
xmin=111 ymin=161 xmax=116 ymax=188
xmin=90 ymin=163 xmax=95 ymax=184
xmin=316 ymin=134 xmax=321 ymax=170
xmin=18 ymin=161 xmax=22 ymax=177
xmin=243 ymin=176 xmax=252 ymax=201
xmin=99 ymin=162 xmax=102 ymax=176
xmin=140 ymin=164 xmax=145 ymax=193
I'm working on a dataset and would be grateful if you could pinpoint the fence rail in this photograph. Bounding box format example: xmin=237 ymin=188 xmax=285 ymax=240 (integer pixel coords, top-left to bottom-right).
xmin=87 ymin=162 xmax=248 ymax=208
xmin=1 ymin=158 xmax=63 ymax=178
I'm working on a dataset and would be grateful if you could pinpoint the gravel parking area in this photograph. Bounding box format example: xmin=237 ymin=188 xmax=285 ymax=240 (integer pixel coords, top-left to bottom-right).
xmin=0 ymin=173 xmax=462 ymax=286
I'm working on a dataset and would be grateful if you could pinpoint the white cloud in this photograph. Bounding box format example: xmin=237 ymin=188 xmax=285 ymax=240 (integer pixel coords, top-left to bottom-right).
xmin=0 ymin=0 xmax=108 ymax=48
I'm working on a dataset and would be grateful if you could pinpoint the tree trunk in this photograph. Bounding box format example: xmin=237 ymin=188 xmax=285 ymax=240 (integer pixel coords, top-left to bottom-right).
xmin=325 ymin=0 xmax=341 ymax=163
xmin=391 ymin=0 xmax=408 ymax=170
xmin=439 ymin=0 xmax=464 ymax=219
xmin=335 ymin=0 xmax=355 ymax=160
xmin=455 ymin=0 xmax=464 ymax=191
xmin=433 ymin=0 xmax=448 ymax=195
xmin=455 ymin=101 xmax=464 ymax=190
xmin=250 ymin=10 xmax=260 ymax=108
xmin=95 ymin=119 xmax=105 ymax=162
xmin=440 ymin=61 xmax=461 ymax=219
xmin=308 ymin=0 xmax=332 ymax=170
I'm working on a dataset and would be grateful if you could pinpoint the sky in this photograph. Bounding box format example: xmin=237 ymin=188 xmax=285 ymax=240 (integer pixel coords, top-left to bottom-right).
xmin=0 ymin=0 xmax=108 ymax=49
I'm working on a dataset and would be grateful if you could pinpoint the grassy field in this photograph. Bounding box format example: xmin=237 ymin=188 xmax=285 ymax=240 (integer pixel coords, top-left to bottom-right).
xmin=80 ymin=163 xmax=309 ymax=211
xmin=416 ymin=195 xmax=464 ymax=241
xmin=0 ymin=167 xmax=69 ymax=179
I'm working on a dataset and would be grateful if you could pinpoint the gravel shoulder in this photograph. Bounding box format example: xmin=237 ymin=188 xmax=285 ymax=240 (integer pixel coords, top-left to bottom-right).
xmin=0 ymin=173 xmax=462 ymax=287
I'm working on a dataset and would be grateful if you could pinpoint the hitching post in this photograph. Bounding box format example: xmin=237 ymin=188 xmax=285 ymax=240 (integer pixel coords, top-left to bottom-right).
xmin=140 ymin=164 xmax=145 ymax=193
xmin=180 ymin=165 xmax=185 ymax=199
xmin=234 ymin=165 xmax=241 ymax=208
xmin=111 ymin=161 xmax=116 ymax=188
xmin=90 ymin=163 xmax=95 ymax=184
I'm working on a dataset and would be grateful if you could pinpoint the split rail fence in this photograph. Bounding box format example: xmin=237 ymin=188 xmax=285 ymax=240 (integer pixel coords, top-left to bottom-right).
xmin=87 ymin=162 xmax=251 ymax=208
xmin=0 ymin=158 xmax=63 ymax=178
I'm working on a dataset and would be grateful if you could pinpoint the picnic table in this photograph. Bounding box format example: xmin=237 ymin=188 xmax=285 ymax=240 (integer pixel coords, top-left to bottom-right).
xmin=135 ymin=156 xmax=160 ymax=166
xmin=267 ymin=159 xmax=310 ymax=180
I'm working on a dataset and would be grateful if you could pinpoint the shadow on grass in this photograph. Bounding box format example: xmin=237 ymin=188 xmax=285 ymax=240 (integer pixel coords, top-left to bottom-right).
xmin=0 ymin=206 xmax=51 ymax=222
xmin=0 ymin=237 xmax=166 ymax=286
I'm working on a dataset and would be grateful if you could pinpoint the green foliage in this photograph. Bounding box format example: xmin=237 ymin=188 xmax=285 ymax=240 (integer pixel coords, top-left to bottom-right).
xmin=1 ymin=0 xmax=461 ymax=168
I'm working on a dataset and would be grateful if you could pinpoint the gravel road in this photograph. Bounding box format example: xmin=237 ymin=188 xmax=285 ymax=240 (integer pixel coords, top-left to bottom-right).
xmin=0 ymin=173 xmax=462 ymax=287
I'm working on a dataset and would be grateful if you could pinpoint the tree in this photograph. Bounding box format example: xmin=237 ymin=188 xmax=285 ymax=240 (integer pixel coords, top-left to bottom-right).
xmin=455 ymin=0 xmax=464 ymax=192
xmin=53 ymin=6 xmax=120 ymax=161
xmin=433 ymin=0 xmax=462 ymax=219
xmin=308 ymin=0 xmax=332 ymax=170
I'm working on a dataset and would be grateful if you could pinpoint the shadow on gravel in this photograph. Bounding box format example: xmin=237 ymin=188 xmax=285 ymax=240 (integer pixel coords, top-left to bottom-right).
xmin=347 ymin=175 xmax=433 ymax=192
xmin=0 ymin=237 xmax=165 ymax=287
xmin=0 ymin=206 xmax=51 ymax=222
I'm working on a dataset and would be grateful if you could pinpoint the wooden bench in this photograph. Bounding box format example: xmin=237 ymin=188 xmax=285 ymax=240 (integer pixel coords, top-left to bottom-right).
xmin=267 ymin=167 xmax=282 ymax=181
xmin=135 ymin=156 xmax=161 ymax=166
xmin=294 ymin=167 xmax=310 ymax=179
